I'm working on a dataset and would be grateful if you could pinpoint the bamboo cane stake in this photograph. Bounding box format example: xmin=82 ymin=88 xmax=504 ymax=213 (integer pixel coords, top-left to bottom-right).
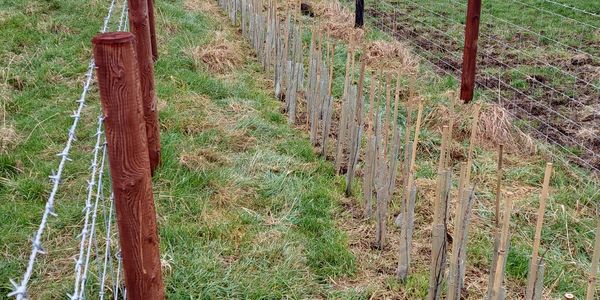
xmin=389 ymin=71 xmax=402 ymax=157
xmin=410 ymin=101 xmax=424 ymax=172
xmin=382 ymin=73 xmax=392 ymax=154
xmin=437 ymin=125 xmax=450 ymax=174
xmin=586 ymin=218 xmax=600 ymax=300
xmin=489 ymin=162 xmax=513 ymax=300
xmin=328 ymin=42 xmax=336 ymax=95
xmin=525 ymin=162 xmax=553 ymax=300
xmin=428 ymin=169 xmax=451 ymax=300
xmin=335 ymin=46 xmax=354 ymax=173
xmin=397 ymin=168 xmax=416 ymax=280
xmin=447 ymin=185 xmax=476 ymax=300
xmin=363 ymin=71 xmax=379 ymax=218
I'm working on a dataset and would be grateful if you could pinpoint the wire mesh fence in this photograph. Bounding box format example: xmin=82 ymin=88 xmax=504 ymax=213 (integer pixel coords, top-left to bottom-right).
xmin=357 ymin=0 xmax=599 ymax=177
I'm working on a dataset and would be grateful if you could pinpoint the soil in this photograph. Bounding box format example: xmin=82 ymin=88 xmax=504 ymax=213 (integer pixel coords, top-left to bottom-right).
xmin=365 ymin=4 xmax=600 ymax=173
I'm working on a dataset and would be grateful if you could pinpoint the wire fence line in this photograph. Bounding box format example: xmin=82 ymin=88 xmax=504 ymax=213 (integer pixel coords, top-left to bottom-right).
xmin=373 ymin=8 xmax=599 ymax=166
xmin=394 ymin=0 xmax=600 ymax=104
xmin=539 ymin=0 xmax=600 ymax=18
xmin=8 ymin=0 xmax=128 ymax=298
xmin=372 ymin=14 xmax=600 ymax=239
xmin=446 ymin=0 xmax=600 ymax=60
xmin=375 ymin=16 xmax=600 ymax=174
xmin=365 ymin=0 xmax=600 ymax=179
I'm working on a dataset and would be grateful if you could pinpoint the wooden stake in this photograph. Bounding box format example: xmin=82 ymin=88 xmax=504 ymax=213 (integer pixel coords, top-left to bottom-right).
xmin=586 ymin=218 xmax=600 ymax=300
xmin=410 ymin=101 xmax=424 ymax=171
xmin=437 ymin=125 xmax=450 ymax=174
xmin=447 ymin=186 xmax=476 ymax=300
xmin=494 ymin=144 xmax=504 ymax=230
xmin=489 ymin=166 xmax=513 ymax=300
xmin=128 ymin=0 xmax=161 ymax=173
xmin=92 ymin=32 xmax=165 ymax=300
xmin=525 ymin=162 xmax=553 ymax=300
xmin=383 ymin=73 xmax=392 ymax=153
xmin=147 ymin=0 xmax=158 ymax=62
xmin=428 ymin=169 xmax=451 ymax=300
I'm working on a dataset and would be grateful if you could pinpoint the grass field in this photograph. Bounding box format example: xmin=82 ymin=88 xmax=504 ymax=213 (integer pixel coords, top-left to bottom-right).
xmin=0 ymin=0 xmax=599 ymax=298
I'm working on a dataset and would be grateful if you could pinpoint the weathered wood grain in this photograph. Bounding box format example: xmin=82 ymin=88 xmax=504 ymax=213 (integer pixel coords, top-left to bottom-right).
xmin=92 ymin=32 xmax=165 ymax=300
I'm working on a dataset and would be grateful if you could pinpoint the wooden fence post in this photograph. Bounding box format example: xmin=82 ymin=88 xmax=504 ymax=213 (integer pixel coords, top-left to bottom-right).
xmin=355 ymin=0 xmax=364 ymax=28
xmin=147 ymin=0 xmax=158 ymax=61
xmin=128 ymin=0 xmax=161 ymax=173
xmin=459 ymin=0 xmax=482 ymax=103
xmin=92 ymin=32 xmax=165 ymax=300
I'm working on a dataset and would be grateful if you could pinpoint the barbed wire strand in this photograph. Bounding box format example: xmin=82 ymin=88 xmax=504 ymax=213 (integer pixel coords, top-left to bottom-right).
xmin=99 ymin=191 xmax=115 ymax=300
xmin=68 ymin=115 xmax=106 ymax=300
xmin=7 ymin=0 xmax=119 ymax=298
xmin=76 ymin=142 xmax=108 ymax=299
xmin=114 ymin=251 xmax=124 ymax=300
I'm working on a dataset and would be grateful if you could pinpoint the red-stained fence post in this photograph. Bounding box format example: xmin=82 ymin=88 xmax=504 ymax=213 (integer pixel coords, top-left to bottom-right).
xmin=92 ymin=32 xmax=165 ymax=300
xmin=128 ymin=0 xmax=161 ymax=173
xmin=147 ymin=0 xmax=158 ymax=61
xmin=460 ymin=0 xmax=482 ymax=103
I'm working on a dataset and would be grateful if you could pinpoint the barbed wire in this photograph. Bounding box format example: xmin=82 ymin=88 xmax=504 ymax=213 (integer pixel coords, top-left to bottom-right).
xmin=7 ymin=0 xmax=120 ymax=298
xmin=69 ymin=116 xmax=106 ymax=300
xmin=71 ymin=1 xmax=129 ymax=298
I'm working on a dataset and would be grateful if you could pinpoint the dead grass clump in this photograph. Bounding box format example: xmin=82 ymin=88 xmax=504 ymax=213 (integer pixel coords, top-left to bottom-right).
xmin=364 ymin=40 xmax=419 ymax=74
xmin=0 ymin=125 xmax=19 ymax=151
xmin=477 ymin=103 xmax=535 ymax=153
xmin=315 ymin=1 xmax=364 ymax=44
xmin=187 ymin=32 xmax=243 ymax=74
xmin=184 ymin=0 xmax=219 ymax=14
xmin=425 ymin=94 xmax=535 ymax=154
xmin=229 ymin=129 xmax=257 ymax=151
xmin=179 ymin=148 xmax=230 ymax=171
